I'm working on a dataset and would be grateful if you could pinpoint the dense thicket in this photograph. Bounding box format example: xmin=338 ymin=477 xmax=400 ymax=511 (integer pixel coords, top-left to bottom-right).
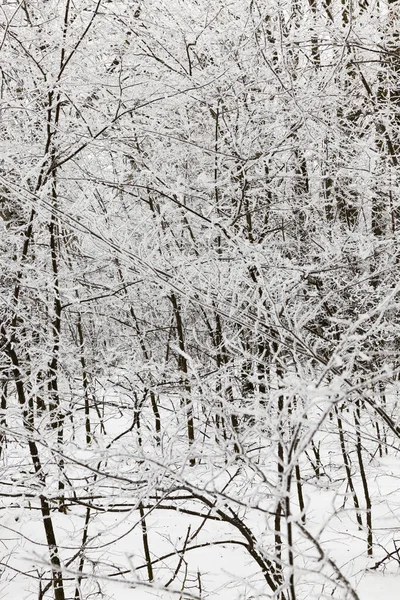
xmin=1 ymin=1 xmax=400 ymax=599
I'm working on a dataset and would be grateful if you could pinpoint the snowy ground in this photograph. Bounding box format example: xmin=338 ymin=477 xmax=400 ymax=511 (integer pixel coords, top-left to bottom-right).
xmin=1 ymin=392 xmax=400 ymax=600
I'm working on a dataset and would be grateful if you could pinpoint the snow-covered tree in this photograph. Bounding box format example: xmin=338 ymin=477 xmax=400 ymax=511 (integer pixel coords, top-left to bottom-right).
xmin=1 ymin=1 xmax=400 ymax=599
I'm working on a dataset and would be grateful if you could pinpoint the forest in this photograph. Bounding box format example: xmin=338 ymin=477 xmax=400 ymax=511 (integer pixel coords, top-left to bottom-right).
xmin=1 ymin=0 xmax=400 ymax=598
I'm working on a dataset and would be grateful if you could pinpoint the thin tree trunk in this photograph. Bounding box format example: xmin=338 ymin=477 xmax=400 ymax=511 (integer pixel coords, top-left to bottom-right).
xmin=354 ymin=401 xmax=373 ymax=555
xmin=4 ymin=338 xmax=65 ymax=600
xmin=335 ymin=405 xmax=363 ymax=529
xmin=170 ymin=293 xmax=195 ymax=465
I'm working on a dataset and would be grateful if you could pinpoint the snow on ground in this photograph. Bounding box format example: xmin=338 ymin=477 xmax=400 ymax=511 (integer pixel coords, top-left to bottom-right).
xmin=1 ymin=392 xmax=400 ymax=599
